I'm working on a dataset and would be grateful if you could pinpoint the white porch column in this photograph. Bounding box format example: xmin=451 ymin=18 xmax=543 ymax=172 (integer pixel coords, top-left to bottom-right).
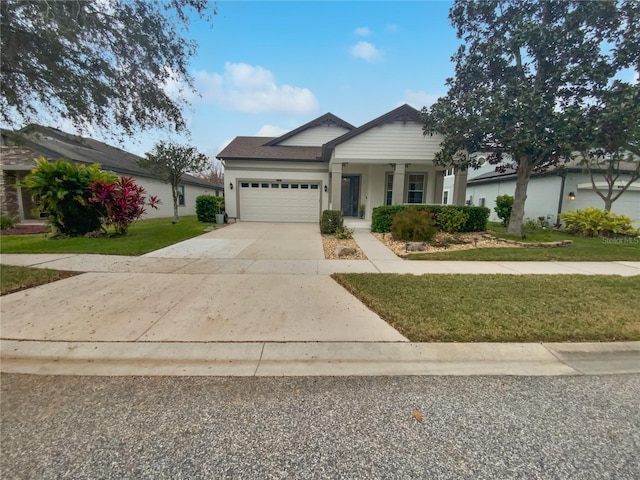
xmin=391 ymin=163 xmax=405 ymax=205
xmin=424 ymin=169 xmax=442 ymax=204
xmin=453 ymin=169 xmax=468 ymax=205
xmin=433 ymin=169 xmax=444 ymax=204
xmin=330 ymin=163 xmax=342 ymax=211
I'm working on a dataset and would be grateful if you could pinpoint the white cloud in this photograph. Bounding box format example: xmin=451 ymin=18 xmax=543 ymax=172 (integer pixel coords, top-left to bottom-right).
xmin=256 ymin=125 xmax=290 ymax=137
xmin=354 ymin=27 xmax=370 ymax=36
xmin=193 ymin=62 xmax=319 ymax=115
xmin=350 ymin=41 xmax=383 ymax=63
xmin=400 ymin=90 xmax=442 ymax=109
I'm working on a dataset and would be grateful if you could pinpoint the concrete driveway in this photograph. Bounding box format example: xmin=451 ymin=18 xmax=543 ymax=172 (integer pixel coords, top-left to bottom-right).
xmin=144 ymin=222 xmax=325 ymax=260
xmin=1 ymin=222 xmax=407 ymax=343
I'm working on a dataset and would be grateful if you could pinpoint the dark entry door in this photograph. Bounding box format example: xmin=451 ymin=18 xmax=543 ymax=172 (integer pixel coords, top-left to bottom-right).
xmin=341 ymin=175 xmax=360 ymax=217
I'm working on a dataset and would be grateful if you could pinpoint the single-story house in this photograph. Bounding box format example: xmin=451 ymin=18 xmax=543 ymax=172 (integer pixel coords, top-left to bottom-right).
xmin=1 ymin=125 xmax=223 ymax=221
xmin=217 ymin=104 xmax=468 ymax=222
xmin=465 ymin=161 xmax=640 ymax=226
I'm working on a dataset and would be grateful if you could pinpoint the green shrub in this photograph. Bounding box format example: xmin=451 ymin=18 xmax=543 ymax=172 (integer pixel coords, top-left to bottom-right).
xmin=195 ymin=195 xmax=225 ymax=222
xmin=434 ymin=207 xmax=469 ymax=233
xmin=560 ymin=208 xmax=638 ymax=237
xmin=391 ymin=208 xmax=437 ymax=242
xmin=320 ymin=210 xmax=344 ymax=234
xmin=19 ymin=157 xmax=117 ymax=235
xmin=334 ymin=225 xmax=354 ymax=239
xmin=0 ymin=214 xmax=17 ymax=230
xmin=372 ymin=205 xmax=489 ymax=233
xmin=494 ymin=195 xmax=514 ymax=226
xmin=371 ymin=205 xmax=405 ymax=232
xmin=520 ymin=218 xmax=538 ymax=239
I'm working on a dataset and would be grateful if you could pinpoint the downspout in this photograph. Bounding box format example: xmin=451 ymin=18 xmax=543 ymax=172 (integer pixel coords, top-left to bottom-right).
xmin=555 ymin=171 xmax=566 ymax=228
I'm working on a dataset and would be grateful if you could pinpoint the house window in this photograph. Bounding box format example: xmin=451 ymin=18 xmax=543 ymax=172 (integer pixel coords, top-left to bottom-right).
xmin=385 ymin=174 xmax=393 ymax=205
xmin=241 ymin=182 xmax=249 ymax=188
xmin=442 ymin=190 xmax=449 ymax=205
xmin=177 ymin=185 xmax=185 ymax=206
xmin=407 ymin=174 xmax=425 ymax=204
xmin=445 ymin=168 xmax=454 ymax=177
xmin=261 ymin=183 xmax=269 ymax=188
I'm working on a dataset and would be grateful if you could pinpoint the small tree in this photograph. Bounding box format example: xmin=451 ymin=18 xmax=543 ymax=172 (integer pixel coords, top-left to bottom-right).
xmin=494 ymin=195 xmax=514 ymax=226
xmin=579 ymin=82 xmax=640 ymax=212
xmin=139 ymin=141 xmax=210 ymax=223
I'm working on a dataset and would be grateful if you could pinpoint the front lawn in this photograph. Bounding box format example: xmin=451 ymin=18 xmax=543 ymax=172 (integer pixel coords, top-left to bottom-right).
xmin=332 ymin=273 xmax=640 ymax=342
xmin=1 ymin=265 xmax=79 ymax=296
xmin=407 ymin=222 xmax=640 ymax=261
xmin=0 ymin=216 xmax=214 ymax=256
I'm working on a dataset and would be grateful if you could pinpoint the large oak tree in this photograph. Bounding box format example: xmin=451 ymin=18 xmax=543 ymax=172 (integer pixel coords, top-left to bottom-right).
xmin=1 ymin=0 xmax=215 ymax=137
xmin=422 ymin=0 xmax=638 ymax=235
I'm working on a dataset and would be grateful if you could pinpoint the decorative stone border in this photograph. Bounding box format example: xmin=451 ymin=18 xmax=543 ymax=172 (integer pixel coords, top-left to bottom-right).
xmin=482 ymin=233 xmax=573 ymax=248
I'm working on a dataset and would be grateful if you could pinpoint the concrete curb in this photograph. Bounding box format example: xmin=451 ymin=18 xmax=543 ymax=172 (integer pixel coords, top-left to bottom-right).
xmin=2 ymin=340 xmax=638 ymax=377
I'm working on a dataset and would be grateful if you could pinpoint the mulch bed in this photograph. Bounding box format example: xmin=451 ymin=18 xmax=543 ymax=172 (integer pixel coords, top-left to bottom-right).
xmin=0 ymin=224 xmax=50 ymax=235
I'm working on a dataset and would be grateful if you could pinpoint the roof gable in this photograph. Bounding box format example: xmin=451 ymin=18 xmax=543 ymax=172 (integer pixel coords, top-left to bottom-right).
xmin=264 ymin=113 xmax=355 ymax=146
xmin=321 ymin=104 xmax=423 ymax=160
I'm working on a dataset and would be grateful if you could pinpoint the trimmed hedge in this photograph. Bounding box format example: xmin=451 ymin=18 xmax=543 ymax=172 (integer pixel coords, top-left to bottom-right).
xmin=371 ymin=205 xmax=490 ymax=233
xmin=196 ymin=195 xmax=225 ymax=223
xmin=320 ymin=210 xmax=344 ymax=234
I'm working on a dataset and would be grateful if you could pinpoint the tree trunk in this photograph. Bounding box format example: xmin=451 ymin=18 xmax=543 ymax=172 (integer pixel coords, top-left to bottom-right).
xmin=603 ymin=197 xmax=613 ymax=212
xmin=171 ymin=183 xmax=179 ymax=223
xmin=507 ymin=160 xmax=532 ymax=236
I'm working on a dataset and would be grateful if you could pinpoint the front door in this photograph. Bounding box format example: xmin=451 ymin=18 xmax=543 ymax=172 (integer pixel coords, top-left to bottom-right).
xmin=341 ymin=175 xmax=360 ymax=217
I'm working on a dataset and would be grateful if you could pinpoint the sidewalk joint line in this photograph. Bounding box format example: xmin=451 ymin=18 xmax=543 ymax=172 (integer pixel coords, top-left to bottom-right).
xmin=253 ymin=342 xmax=266 ymax=376
xmin=540 ymin=343 xmax=585 ymax=375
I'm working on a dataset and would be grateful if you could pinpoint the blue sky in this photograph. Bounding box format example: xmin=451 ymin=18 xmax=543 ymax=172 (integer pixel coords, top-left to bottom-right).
xmin=134 ymin=0 xmax=460 ymax=161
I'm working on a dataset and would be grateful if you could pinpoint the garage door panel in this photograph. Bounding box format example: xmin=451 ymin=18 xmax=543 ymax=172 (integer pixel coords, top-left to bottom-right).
xmin=239 ymin=182 xmax=320 ymax=222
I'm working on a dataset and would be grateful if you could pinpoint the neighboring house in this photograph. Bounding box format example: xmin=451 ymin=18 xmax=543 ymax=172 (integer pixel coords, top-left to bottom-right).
xmin=217 ymin=104 xmax=467 ymax=222
xmin=1 ymin=125 xmax=223 ymax=221
xmin=466 ymin=161 xmax=640 ymax=226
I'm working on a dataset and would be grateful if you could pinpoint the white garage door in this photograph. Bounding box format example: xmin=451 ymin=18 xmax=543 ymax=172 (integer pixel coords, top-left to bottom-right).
xmin=239 ymin=181 xmax=321 ymax=222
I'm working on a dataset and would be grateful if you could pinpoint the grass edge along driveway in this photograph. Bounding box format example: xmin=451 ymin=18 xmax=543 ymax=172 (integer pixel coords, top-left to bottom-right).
xmin=332 ymin=273 xmax=640 ymax=343
xmin=0 ymin=216 xmax=213 ymax=256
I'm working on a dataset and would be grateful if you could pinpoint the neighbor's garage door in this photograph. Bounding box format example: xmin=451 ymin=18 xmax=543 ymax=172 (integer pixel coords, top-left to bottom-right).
xmin=239 ymin=181 xmax=321 ymax=222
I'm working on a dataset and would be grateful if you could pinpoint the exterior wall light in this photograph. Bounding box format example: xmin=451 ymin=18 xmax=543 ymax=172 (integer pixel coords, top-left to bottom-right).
xmin=568 ymin=192 xmax=575 ymax=200
xmin=324 ymin=185 xmax=328 ymax=192
xmin=229 ymin=182 xmax=233 ymax=190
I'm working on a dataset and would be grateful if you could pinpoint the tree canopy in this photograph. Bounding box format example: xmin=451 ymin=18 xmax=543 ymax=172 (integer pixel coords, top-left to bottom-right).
xmin=139 ymin=141 xmax=210 ymax=223
xmin=422 ymin=0 xmax=638 ymax=234
xmin=1 ymin=0 xmax=215 ymax=137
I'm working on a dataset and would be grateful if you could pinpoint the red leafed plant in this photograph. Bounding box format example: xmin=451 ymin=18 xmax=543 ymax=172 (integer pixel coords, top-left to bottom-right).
xmin=89 ymin=177 xmax=160 ymax=235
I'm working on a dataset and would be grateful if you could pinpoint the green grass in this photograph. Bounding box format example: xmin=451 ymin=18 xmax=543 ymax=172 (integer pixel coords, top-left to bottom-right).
xmin=0 ymin=216 xmax=214 ymax=256
xmin=332 ymin=273 xmax=640 ymax=342
xmin=407 ymin=222 xmax=640 ymax=261
xmin=1 ymin=265 xmax=79 ymax=296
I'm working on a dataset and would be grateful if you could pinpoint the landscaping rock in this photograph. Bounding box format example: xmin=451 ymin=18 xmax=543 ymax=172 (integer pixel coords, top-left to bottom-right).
xmin=334 ymin=245 xmax=357 ymax=257
xmin=405 ymin=242 xmax=428 ymax=252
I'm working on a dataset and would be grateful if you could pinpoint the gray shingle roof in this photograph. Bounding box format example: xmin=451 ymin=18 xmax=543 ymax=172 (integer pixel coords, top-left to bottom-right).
xmin=1 ymin=125 xmax=222 ymax=189
xmin=217 ymin=136 xmax=324 ymax=162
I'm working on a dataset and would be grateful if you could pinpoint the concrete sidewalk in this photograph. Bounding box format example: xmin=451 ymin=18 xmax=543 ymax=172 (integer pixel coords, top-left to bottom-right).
xmin=2 ymin=253 xmax=639 ymax=276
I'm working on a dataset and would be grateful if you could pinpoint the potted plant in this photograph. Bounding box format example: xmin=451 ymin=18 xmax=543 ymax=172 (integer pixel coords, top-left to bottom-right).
xmin=214 ymin=197 xmax=225 ymax=224
xmin=358 ymin=204 xmax=365 ymax=219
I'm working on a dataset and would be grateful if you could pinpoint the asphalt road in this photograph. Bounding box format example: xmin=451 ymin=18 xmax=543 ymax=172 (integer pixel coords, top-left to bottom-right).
xmin=2 ymin=374 xmax=639 ymax=479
